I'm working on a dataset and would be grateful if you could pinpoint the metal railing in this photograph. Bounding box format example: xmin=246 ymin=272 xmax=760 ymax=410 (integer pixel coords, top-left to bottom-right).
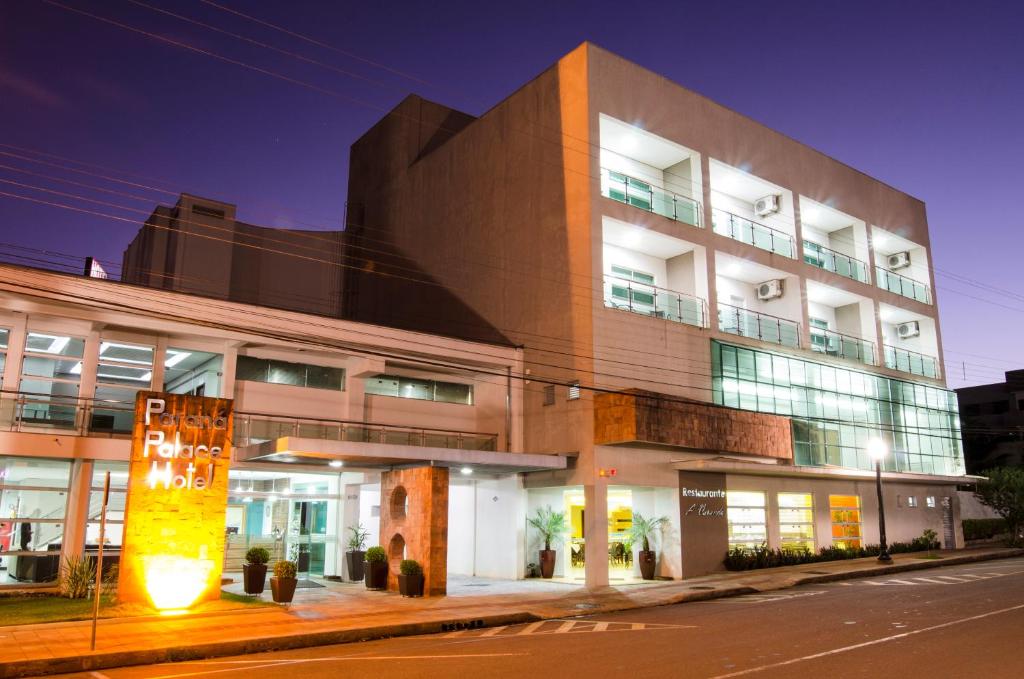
xmin=803 ymin=241 xmax=870 ymax=283
xmin=876 ymin=266 xmax=932 ymax=304
xmin=810 ymin=327 xmax=876 ymax=365
xmin=712 ymin=209 xmax=795 ymax=258
xmin=233 ymin=412 xmax=499 ymax=452
xmin=717 ymin=304 xmax=801 ymax=348
xmin=600 ymin=168 xmax=702 ymax=227
xmin=0 ymin=392 xmax=501 ymax=451
xmin=603 ymin=274 xmax=707 ymax=328
xmin=883 ymin=345 xmax=940 ymax=379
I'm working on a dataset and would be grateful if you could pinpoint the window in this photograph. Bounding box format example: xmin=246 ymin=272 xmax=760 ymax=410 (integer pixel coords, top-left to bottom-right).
xmin=809 ymin=318 xmax=830 ymax=354
xmin=727 ymin=491 xmax=767 ymax=551
xmin=609 ymin=265 xmax=656 ymax=309
xmin=778 ymin=493 xmax=815 ymax=552
xmin=926 ymin=496 xmax=936 ymax=508
xmin=0 ymin=327 xmax=8 ymax=375
xmin=907 ymin=496 xmax=918 ymax=508
xmin=0 ymin=457 xmax=72 ymax=571
xmin=163 ymin=348 xmax=222 ymax=396
xmin=543 ymin=385 xmax=555 ymax=406
xmin=92 ymin=340 xmax=153 ymax=433
xmin=829 ymin=495 xmax=862 ymax=549
xmin=236 ymin=356 xmax=344 ymax=391
xmin=568 ymin=382 xmax=581 ymax=400
xmin=364 ymin=374 xmax=472 ymax=405
xmin=19 ymin=332 xmax=85 ymax=428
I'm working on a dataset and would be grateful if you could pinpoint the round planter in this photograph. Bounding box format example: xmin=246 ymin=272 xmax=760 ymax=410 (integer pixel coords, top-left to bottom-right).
xmin=270 ymin=576 xmax=297 ymax=603
xmin=364 ymin=560 xmax=388 ymax=590
xmin=638 ymin=549 xmax=657 ymax=580
xmin=398 ymin=573 xmax=425 ymax=597
xmin=346 ymin=550 xmax=366 ymax=582
xmin=539 ymin=549 xmax=557 ymax=579
xmin=242 ymin=563 xmax=268 ymax=594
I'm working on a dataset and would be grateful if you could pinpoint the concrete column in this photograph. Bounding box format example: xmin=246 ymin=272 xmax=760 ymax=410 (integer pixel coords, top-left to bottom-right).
xmin=699 ymin=155 xmax=719 ymax=321
xmin=343 ymin=357 xmax=385 ymax=422
xmin=583 ymin=482 xmax=608 ymax=588
xmin=340 ymin=481 xmax=363 ymax=580
xmin=150 ymin=337 xmax=168 ymax=391
xmin=79 ymin=330 xmax=101 ymax=433
xmin=61 ymin=459 xmax=95 ymax=560
xmin=220 ymin=344 xmax=237 ymax=399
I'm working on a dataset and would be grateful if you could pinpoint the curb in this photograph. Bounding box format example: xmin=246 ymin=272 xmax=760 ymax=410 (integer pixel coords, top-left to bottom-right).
xmin=788 ymin=548 xmax=1024 ymax=588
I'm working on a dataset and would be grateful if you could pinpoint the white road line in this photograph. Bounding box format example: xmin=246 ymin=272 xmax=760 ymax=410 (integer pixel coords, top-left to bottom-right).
xmin=887 ymin=579 xmax=916 ymax=585
xmin=934 ymin=576 xmax=971 ymax=582
xmin=154 ymin=654 xmax=529 ymax=678
xmin=706 ymin=602 xmax=1024 ymax=678
xmin=593 ymin=622 xmax=609 ymax=631
xmin=912 ymin=577 xmax=948 ymax=584
xmin=479 ymin=625 xmax=507 ymax=637
xmin=516 ymin=621 xmax=546 ymax=635
xmin=554 ymin=621 xmax=576 ymax=633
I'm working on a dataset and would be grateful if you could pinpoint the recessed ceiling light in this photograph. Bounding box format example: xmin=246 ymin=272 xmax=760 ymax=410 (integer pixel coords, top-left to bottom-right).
xmin=329 ymin=460 xmax=344 ymax=468
xmin=460 ymin=466 xmax=473 ymax=476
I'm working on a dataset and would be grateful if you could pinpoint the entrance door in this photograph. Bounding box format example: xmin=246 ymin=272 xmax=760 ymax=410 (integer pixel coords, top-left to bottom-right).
xmin=289 ymin=500 xmax=328 ymax=576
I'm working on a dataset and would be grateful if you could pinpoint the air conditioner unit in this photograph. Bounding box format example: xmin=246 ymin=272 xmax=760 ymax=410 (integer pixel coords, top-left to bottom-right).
xmin=757 ymin=279 xmax=784 ymax=300
xmin=897 ymin=321 xmax=920 ymax=339
xmin=754 ymin=194 xmax=781 ymax=217
xmin=887 ymin=251 xmax=911 ymax=269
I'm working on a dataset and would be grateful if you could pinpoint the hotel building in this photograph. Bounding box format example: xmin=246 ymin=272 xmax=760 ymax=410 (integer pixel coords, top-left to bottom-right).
xmin=341 ymin=43 xmax=967 ymax=584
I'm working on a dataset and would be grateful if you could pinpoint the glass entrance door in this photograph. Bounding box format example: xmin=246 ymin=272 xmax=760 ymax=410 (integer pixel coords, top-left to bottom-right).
xmin=288 ymin=500 xmax=329 ymax=577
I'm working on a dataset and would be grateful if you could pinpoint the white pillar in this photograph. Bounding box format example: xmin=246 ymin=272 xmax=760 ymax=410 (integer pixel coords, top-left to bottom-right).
xmin=61 ymin=459 xmax=95 ymax=560
xmin=584 ymin=482 xmax=608 ymax=588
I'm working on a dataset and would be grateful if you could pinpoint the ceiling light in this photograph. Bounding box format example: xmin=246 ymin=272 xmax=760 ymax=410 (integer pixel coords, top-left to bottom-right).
xmin=164 ymin=350 xmax=192 ymax=368
xmin=460 ymin=466 xmax=473 ymax=476
xmin=329 ymin=460 xmax=344 ymax=468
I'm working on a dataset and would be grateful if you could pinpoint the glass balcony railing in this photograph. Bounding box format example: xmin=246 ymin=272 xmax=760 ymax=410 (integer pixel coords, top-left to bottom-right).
xmin=876 ymin=267 xmax=932 ymax=304
xmin=884 ymin=345 xmax=940 ymax=379
xmin=712 ymin=209 xmax=794 ymax=258
xmin=810 ymin=327 xmax=876 ymax=366
xmin=600 ymin=168 xmax=702 ymax=227
xmin=803 ymin=241 xmax=869 ymax=283
xmin=718 ymin=303 xmax=800 ymax=348
xmin=603 ymin=275 xmax=707 ymax=328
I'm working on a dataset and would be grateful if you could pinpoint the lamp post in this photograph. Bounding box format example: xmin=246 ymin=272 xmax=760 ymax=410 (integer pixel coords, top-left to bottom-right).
xmin=867 ymin=438 xmax=892 ymax=564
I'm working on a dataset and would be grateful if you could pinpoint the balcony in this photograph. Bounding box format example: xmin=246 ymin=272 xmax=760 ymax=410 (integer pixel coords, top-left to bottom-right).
xmin=876 ymin=267 xmax=931 ymax=304
xmin=810 ymin=327 xmax=876 ymax=366
xmin=712 ymin=209 xmax=794 ymax=258
xmin=803 ymin=241 xmax=869 ymax=283
xmin=600 ymin=168 xmax=702 ymax=227
xmin=718 ymin=303 xmax=800 ymax=348
xmin=884 ymin=345 xmax=940 ymax=379
xmin=234 ymin=412 xmax=499 ymax=452
xmin=603 ymin=274 xmax=707 ymax=328
xmin=0 ymin=392 xmax=134 ymax=436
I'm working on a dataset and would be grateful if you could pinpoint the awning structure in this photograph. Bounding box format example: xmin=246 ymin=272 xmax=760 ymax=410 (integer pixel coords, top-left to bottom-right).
xmin=671 ymin=456 xmax=976 ymax=485
xmin=236 ymin=436 xmax=571 ymax=474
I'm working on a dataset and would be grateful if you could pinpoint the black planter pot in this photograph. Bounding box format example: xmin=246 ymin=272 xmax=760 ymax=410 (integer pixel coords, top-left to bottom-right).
xmin=346 ymin=551 xmax=366 ymax=581
xmin=398 ymin=573 xmax=425 ymax=597
xmin=242 ymin=563 xmax=268 ymax=594
xmin=270 ymin=576 xmax=297 ymax=603
xmin=638 ymin=549 xmax=657 ymax=580
xmin=364 ymin=560 xmax=388 ymax=590
xmin=539 ymin=549 xmax=556 ymax=579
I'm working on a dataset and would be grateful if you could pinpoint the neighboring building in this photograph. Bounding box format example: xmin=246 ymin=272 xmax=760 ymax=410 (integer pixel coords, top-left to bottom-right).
xmin=121 ymin=193 xmax=347 ymax=318
xmin=341 ymin=43 xmax=968 ymax=585
xmin=957 ymin=370 xmax=1024 ymax=473
xmin=0 ymin=263 xmax=565 ymax=590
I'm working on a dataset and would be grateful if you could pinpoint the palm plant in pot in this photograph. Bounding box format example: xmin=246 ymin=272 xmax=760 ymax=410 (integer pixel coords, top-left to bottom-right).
xmin=364 ymin=546 xmax=388 ymax=590
xmin=243 ymin=546 xmax=271 ymax=595
xmin=398 ymin=559 xmax=424 ymax=597
xmin=527 ymin=505 xmax=568 ymax=579
xmin=270 ymin=560 xmax=297 ymax=604
xmin=346 ymin=524 xmax=370 ymax=582
xmin=630 ymin=512 xmax=669 ymax=580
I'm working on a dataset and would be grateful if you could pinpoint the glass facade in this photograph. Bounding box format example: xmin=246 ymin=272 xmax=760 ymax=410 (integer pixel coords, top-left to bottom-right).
xmin=19 ymin=332 xmax=85 ymax=429
xmin=726 ymin=490 xmax=767 ymax=550
xmin=830 ymin=495 xmax=863 ymax=549
xmin=92 ymin=340 xmax=153 ymax=433
xmin=237 ymin=355 xmax=345 ymax=391
xmin=365 ymin=374 xmax=473 ymax=405
xmin=711 ymin=340 xmax=964 ymax=475
xmin=0 ymin=457 xmax=72 ymax=584
xmin=778 ymin=493 xmax=815 ymax=552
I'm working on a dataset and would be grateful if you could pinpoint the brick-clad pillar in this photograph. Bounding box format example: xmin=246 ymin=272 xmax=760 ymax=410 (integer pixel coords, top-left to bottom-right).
xmin=379 ymin=466 xmax=449 ymax=596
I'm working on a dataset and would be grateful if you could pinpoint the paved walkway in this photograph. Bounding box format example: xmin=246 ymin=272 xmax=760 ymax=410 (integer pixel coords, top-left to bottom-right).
xmin=1 ymin=546 xmax=1021 ymax=678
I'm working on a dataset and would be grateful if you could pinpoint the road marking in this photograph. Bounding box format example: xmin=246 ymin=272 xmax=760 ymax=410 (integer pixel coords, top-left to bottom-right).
xmin=515 ymin=621 xmax=546 ymax=636
xmin=861 ymin=570 xmax=1024 ymax=586
xmin=479 ymin=625 xmax=506 ymax=637
xmin=554 ymin=621 xmax=575 ymax=633
xmin=443 ymin=619 xmax=692 ymax=639
xmin=706 ymin=601 xmax=1024 ymax=678
xmin=156 ymin=654 xmax=529 ymax=678
xmin=708 ymin=591 xmax=826 ymax=604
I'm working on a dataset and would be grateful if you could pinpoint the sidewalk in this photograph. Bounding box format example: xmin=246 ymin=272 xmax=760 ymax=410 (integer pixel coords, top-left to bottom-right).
xmin=1 ymin=546 xmax=1021 ymax=678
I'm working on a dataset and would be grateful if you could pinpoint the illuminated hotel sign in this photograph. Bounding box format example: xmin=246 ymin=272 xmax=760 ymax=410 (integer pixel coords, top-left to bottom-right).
xmin=118 ymin=391 xmax=233 ymax=611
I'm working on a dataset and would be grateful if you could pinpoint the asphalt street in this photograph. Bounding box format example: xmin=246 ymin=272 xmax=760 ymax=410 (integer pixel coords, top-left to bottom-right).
xmin=53 ymin=557 xmax=1024 ymax=679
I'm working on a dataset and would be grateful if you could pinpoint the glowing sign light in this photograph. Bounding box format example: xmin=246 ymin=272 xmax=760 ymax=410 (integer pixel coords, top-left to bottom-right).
xmin=118 ymin=392 xmax=233 ymax=611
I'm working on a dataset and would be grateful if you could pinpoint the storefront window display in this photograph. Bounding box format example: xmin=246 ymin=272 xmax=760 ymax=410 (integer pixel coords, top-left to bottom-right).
xmin=830 ymin=495 xmax=863 ymax=549
xmin=727 ymin=491 xmax=767 ymax=551
xmin=778 ymin=493 xmax=815 ymax=552
xmin=0 ymin=457 xmax=71 ymax=585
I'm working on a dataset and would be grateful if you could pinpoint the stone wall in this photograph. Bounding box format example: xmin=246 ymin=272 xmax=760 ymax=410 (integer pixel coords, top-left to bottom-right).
xmin=379 ymin=466 xmax=450 ymax=596
xmin=594 ymin=390 xmax=792 ymax=460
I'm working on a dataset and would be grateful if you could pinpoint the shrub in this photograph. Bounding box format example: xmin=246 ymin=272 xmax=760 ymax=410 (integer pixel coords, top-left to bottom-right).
xmin=59 ymin=554 xmax=95 ymax=599
xmin=245 ymin=546 xmax=271 ymax=565
xmin=400 ymin=559 xmax=422 ymax=576
xmin=347 ymin=524 xmax=370 ymax=551
xmin=724 ymin=538 xmax=932 ymax=571
xmin=365 ymin=546 xmax=387 ymax=563
xmin=963 ymin=518 xmax=1008 ymax=541
xmin=273 ymin=560 xmax=297 ymax=579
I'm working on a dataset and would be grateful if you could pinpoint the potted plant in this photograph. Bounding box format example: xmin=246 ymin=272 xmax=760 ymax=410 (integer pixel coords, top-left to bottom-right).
xmin=527 ymin=505 xmax=568 ymax=579
xmin=364 ymin=546 xmax=388 ymax=590
xmin=346 ymin=524 xmax=370 ymax=582
xmin=630 ymin=512 xmax=669 ymax=580
xmin=242 ymin=546 xmax=270 ymax=595
xmin=270 ymin=560 xmax=297 ymax=604
xmin=398 ymin=559 xmax=424 ymax=597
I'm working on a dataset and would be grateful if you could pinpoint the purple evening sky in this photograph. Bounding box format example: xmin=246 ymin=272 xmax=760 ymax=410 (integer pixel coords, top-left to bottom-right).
xmin=1 ymin=0 xmax=1021 ymax=389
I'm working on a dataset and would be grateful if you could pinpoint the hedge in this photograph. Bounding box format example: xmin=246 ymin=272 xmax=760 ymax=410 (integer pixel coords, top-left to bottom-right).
xmin=724 ymin=536 xmax=939 ymax=571
xmin=962 ymin=518 xmax=1008 ymax=541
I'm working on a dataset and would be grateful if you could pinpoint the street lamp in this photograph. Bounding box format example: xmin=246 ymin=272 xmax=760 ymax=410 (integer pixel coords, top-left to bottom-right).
xmin=867 ymin=437 xmax=892 ymax=563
